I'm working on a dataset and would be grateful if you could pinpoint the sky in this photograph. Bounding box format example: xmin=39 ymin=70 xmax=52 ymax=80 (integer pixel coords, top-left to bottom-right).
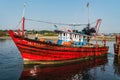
xmin=0 ymin=0 xmax=120 ymax=33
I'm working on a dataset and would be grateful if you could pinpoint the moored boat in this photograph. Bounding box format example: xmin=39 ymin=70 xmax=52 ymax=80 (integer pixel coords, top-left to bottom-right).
xmin=8 ymin=4 xmax=109 ymax=65
xmin=8 ymin=19 xmax=108 ymax=65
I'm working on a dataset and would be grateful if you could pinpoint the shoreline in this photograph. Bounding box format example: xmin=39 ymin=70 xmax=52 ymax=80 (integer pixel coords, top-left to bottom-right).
xmin=0 ymin=36 xmax=11 ymax=40
xmin=0 ymin=35 xmax=116 ymax=41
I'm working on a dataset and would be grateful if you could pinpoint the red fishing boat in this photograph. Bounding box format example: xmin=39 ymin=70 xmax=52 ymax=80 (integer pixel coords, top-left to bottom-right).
xmin=8 ymin=4 xmax=109 ymax=65
xmin=8 ymin=18 xmax=108 ymax=65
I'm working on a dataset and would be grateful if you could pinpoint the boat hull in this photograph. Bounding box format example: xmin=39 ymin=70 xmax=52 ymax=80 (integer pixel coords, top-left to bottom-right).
xmin=8 ymin=30 xmax=109 ymax=64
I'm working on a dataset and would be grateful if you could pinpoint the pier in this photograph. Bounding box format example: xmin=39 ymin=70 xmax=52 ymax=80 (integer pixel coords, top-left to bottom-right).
xmin=114 ymin=34 xmax=120 ymax=56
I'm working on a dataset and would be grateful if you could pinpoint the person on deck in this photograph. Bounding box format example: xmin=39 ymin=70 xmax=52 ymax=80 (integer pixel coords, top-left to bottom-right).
xmin=24 ymin=31 xmax=28 ymax=38
xmin=35 ymin=31 xmax=39 ymax=41
xmin=102 ymin=35 xmax=106 ymax=46
xmin=87 ymin=36 xmax=90 ymax=44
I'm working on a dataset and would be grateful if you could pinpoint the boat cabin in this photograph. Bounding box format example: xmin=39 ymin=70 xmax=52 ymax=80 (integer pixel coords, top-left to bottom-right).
xmin=58 ymin=32 xmax=80 ymax=42
xmin=55 ymin=30 xmax=88 ymax=46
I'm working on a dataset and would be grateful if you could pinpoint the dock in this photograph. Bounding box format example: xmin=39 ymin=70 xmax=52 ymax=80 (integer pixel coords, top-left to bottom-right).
xmin=114 ymin=34 xmax=120 ymax=56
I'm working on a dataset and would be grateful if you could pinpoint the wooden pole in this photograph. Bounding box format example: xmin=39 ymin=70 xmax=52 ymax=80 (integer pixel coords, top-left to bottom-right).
xmin=22 ymin=17 xmax=25 ymax=38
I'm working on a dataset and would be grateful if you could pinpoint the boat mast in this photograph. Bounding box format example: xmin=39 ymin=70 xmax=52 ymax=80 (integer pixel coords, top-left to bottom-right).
xmin=22 ymin=17 xmax=25 ymax=38
xmin=22 ymin=3 xmax=26 ymax=38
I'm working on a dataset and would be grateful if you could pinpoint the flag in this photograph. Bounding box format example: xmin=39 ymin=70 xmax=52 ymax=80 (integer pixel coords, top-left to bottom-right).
xmin=87 ymin=2 xmax=89 ymax=7
xmin=67 ymin=29 xmax=71 ymax=32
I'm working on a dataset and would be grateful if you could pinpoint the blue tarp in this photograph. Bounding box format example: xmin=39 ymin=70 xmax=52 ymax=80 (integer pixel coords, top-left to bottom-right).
xmin=57 ymin=40 xmax=63 ymax=45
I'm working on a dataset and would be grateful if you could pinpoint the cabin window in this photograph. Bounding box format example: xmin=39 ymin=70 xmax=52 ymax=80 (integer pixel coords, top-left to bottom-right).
xmin=75 ymin=34 xmax=77 ymax=38
xmin=63 ymin=33 xmax=65 ymax=36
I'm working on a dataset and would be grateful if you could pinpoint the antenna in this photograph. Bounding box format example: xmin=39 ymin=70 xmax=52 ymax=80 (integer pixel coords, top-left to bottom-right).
xmin=22 ymin=2 xmax=26 ymax=17
xmin=87 ymin=2 xmax=90 ymax=27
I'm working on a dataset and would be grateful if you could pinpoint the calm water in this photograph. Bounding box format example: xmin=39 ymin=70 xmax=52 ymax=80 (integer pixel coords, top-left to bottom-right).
xmin=0 ymin=39 xmax=120 ymax=80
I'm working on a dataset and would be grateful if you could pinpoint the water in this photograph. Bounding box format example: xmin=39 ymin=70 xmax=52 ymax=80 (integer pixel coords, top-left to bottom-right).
xmin=0 ymin=39 xmax=120 ymax=80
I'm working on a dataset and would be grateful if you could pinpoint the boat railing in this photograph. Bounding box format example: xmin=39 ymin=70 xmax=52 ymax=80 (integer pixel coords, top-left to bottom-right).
xmin=12 ymin=30 xmax=106 ymax=48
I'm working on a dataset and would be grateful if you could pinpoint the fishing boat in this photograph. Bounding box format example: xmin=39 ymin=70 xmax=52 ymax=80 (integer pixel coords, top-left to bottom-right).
xmin=8 ymin=18 xmax=108 ymax=65
xmin=8 ymin=4 xmax=109 ymax=65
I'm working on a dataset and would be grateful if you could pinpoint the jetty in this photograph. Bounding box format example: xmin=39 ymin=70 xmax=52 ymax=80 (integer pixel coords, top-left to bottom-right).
xmin=114 ymin=34 xmax=120 ymax=56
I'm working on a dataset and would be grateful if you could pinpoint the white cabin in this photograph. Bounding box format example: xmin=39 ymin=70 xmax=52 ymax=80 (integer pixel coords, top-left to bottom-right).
xmin=58 ymin=32 xmax=81 ymax=42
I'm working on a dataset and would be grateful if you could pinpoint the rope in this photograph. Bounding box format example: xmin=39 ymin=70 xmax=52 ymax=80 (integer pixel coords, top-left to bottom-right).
xmin=15 ymin=19 xmax=22 ymax=29
xmin=26 ymin=18 xmax=87 ymax=26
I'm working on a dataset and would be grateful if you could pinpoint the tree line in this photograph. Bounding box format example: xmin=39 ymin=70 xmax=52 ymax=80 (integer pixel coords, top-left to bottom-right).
xmin=0 ymin=30 xmax=57 ymax=36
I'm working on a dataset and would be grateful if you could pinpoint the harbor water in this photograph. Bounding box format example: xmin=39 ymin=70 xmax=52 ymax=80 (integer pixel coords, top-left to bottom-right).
xmin=0 ymin=39 xmax=120 ymax=80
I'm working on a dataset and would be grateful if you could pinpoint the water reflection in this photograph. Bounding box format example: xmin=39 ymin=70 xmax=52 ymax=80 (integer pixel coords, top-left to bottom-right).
xmin=20 ymin=56 xmax=108 ymax=80
xmin=114 ymin=55 xmax=120 ymax=76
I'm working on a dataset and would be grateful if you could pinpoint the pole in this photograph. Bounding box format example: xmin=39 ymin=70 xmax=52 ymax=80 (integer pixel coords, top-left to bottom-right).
xmin=22 ymin=17 xmax=25 ymax=38
xmin=22 ymin=3 xmax=26 ymax=38
xmin=87 ymin=2 xmax=90 ymax=28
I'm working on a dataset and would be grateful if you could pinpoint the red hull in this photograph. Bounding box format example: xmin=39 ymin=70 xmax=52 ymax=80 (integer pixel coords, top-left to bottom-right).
xmin=8 ymin=30 xmax=109 ymax=64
